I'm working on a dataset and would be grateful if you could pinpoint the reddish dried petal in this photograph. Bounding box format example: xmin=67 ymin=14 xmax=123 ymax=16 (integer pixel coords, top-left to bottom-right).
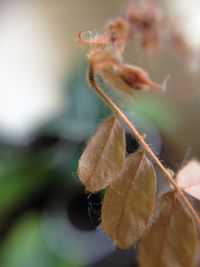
xmin=177 ymin=160 xmax=200 ymax=200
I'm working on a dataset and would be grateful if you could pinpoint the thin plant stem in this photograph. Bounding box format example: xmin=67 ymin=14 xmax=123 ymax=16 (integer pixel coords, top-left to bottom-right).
xmin=88 ymin=65 xmax=200 ymax=226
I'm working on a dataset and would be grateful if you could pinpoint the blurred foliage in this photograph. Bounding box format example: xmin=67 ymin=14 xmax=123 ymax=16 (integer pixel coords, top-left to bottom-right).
xmin=0 ymin=64 xmax=115 ymax=266
xmin=125 ymin=94 xmax=178 ymax=132
xmin=0 ymin=63 xmax=111 ymax=213
xmin=44 ymin=62 xmax=110 ymax=141
xmin=0 ymin=147 xmax=55 ymax=214
xmin=0 ymin=213 xmax=80 ymax=267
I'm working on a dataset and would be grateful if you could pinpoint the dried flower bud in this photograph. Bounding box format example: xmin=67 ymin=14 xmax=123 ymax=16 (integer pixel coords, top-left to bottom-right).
xmin=140 ymin=29 xmax=161 ymax=53
xmin=126 ymin=2 xmax=164 ymax=54
xmin=127 ymin=2 xmax=161 ymax=30
xmin=125 ymin=4 xmax=139 ymax=26
xmin=170 ymin=29 xmax=190 ymax=55
xmin=89 ymin=50 xmax=162 ymax=95
xmin=105 ymin=18 xmax=130 ymax=54
xmin=120 ymin=64 xmax=162 ymax=92
xmin=77 ymin=1 xmax=191 ymax=58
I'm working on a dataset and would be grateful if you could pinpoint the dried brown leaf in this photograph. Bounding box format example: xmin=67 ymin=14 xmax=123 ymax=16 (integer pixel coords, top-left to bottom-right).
xmin=78 ymin=116 xmax=125 ymax=192
xmin=101 ymin=152 xmax=156 ymax=249
xmin=177 ymin=160 xmax=200 ymax=201
xmin=139 ymin=191 xmax=197 ymax=267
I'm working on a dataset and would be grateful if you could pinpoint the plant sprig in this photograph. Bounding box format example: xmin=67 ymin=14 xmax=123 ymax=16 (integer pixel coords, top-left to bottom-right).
xmin=76 ymin=1 xmax=199 ymax=266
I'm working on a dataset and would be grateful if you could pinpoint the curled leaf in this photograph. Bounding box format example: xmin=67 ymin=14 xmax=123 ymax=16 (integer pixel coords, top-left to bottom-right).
xmin=139 ymin=191 xmax=197 ymax=267
xmin=177 ymin=160 xmax=200 ymax=201
xmin=90 ymin=50 xmax=162 ymax=96
xmin=76 ymin=30 xmax=109 ymax=49
xmin=101 ymin=152 xmax=156 ymax=249
xmin=77 ymin=18 xmax=130 ymax=56
xmin=78 ymin=116 xmax=125 ymax=192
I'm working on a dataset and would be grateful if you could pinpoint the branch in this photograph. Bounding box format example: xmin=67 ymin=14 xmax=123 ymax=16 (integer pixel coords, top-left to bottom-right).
xmin=88 ymin=64 xmax=200 ymax=226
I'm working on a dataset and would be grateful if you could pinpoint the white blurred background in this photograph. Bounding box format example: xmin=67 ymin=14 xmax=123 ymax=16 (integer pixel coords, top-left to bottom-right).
xmin=0 ymin=0 xmax=200 ymax=141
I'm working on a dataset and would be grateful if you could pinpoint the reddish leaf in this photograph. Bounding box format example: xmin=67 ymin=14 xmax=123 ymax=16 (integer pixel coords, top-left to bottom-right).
xmin=177 ymin=160 xmax=200 ymax=200
xmin=139 ymin=191 xmax=197 ymax=267
xmin=101 ymin=152 xmax=156 ymax=249
xmin=78 ymin=116 xmax=125 ymax=192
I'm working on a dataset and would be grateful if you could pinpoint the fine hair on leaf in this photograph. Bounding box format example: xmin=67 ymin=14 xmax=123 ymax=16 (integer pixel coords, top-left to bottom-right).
xmin=78 ymin=116 xmax=125 ymax=192
xmin=139 ymin=191 xmax=197 ymax=267
xmin=101 ymin=151 xmax=156 ymax=249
